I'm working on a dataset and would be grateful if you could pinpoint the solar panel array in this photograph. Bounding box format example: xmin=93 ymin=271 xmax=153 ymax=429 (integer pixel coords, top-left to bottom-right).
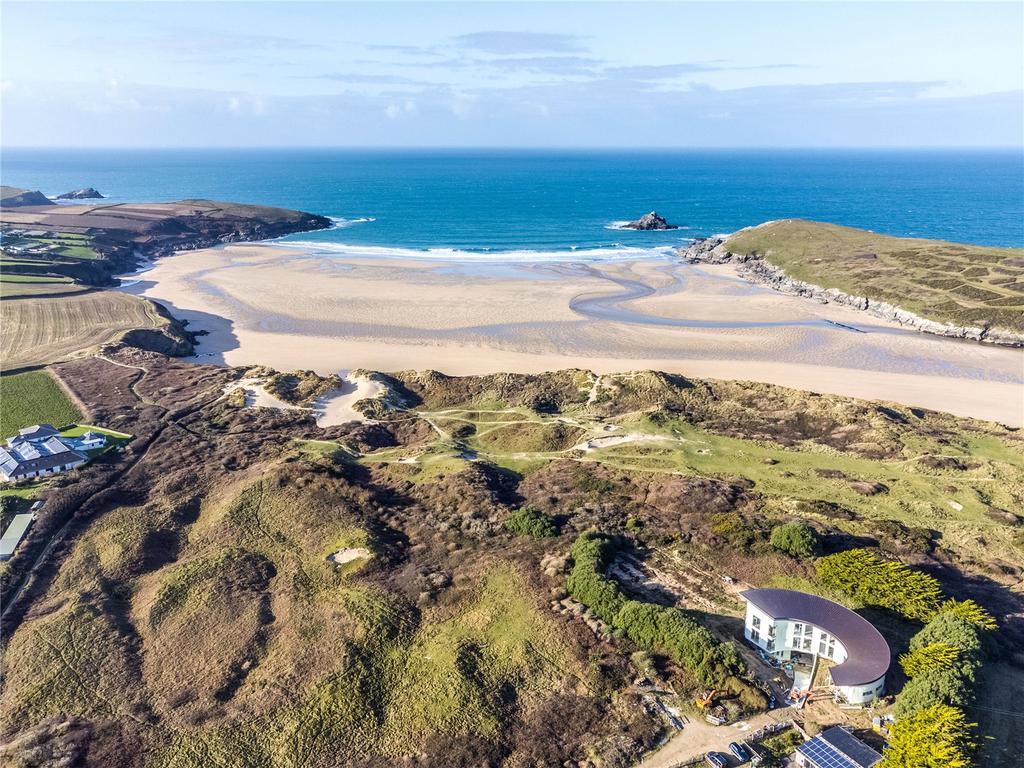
xmin=798 ymin=738 xmax=858 ymax=768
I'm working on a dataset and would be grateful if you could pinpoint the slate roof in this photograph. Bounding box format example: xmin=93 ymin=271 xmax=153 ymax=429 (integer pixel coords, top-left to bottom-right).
xmin=0 ymin=432 xmax=86 ymax=480
xmin=17 ymin=424 xmax=59 ymax=439
xmin=740 ymin=588 xmax=890 ymax=686
xmin=797 ymin=726 xmax=882 ymax=768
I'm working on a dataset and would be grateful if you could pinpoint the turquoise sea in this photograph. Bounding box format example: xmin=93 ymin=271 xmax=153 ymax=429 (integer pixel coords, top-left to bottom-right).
xmin=3 ymin=149 xmax=1022 ymax=253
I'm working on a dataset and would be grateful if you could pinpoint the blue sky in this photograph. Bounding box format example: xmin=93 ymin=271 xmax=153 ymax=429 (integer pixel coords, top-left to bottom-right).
xmin=2 ymin=1 xmax=1021 ymax=147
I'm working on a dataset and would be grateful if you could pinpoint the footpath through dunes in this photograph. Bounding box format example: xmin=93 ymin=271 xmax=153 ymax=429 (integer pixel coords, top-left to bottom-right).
xmin=124 ymin=243 xmax=1024 ymax=426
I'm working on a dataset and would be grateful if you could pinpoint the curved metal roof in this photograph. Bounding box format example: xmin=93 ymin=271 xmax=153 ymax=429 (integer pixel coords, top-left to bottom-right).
xmin=741 ymin=588 xmax=890 ymax=686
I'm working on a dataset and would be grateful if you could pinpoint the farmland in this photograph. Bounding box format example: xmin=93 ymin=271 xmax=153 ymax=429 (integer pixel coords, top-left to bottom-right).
xmin=0 ymin=369 xmax=82 ymax=436
xmin=725 ymin=219 xmax=1024 ymax=333
xmin=0 ymin=291 xmax=167 ymax=370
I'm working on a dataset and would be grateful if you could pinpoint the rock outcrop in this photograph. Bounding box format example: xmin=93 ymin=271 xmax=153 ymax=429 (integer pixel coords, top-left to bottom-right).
xmin=56 ymin=187 xmax=104 ymax=200
xmin=678 ymin=238 xmax=1024 ymax=347
xmin=623 ymin=211 xmax=678 ymax=230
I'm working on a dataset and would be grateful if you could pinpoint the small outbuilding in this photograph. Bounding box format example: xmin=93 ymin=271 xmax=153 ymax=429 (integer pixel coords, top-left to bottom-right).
xmin=0 ymin=513 xmax=34 ymax=561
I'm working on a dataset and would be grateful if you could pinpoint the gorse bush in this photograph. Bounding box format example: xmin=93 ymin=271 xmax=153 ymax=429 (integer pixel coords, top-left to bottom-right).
xmin=566 ymin=533 xmax=750 ymax=694
xmin=504 ymin=506 xmax=557 ymax=538
xmin=769 ymin=521 xmax=820 ymax=559
xmin=880 ymin=703 xmax=976 ymax=768
xmin=815 ymin=549 xmax=943 ymax=621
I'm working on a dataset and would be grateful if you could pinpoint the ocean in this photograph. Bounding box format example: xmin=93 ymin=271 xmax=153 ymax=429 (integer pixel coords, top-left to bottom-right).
xmin=3 ymin=148 xmax=1022 ymax=253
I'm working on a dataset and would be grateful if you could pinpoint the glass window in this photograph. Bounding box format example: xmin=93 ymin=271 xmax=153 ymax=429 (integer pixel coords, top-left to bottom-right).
xmin=751 ymin=628 xmax=760 ymax=642
xmin=752 ymin=615 xmax=761 ymax=628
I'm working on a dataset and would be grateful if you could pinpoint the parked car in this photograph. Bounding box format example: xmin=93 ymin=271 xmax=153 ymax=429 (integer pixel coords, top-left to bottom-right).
xmin=729 ymin=741 xmax=752 ymax=762
xmin=704 ymin=752 xmax=729 ymax=768
xmin=768 ymin=695 xmax=778 ymax=709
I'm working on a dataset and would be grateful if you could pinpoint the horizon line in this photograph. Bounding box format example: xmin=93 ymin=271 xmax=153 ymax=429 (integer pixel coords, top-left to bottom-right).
xmin=4 ymin=145 xmax=1023 ymax=152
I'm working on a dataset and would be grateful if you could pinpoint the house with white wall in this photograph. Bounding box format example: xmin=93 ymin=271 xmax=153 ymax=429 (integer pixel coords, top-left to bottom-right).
xmin=740 ymin=588 xmax=890 ymax=704
xmin=0 ymin=424 xmax=88 ymax=481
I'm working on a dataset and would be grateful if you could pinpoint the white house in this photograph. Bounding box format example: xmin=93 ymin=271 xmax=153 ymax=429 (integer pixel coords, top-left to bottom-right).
xmin=740 ymin=588 xmax=890 ymax=704
xmin=0 ymin=424 xmax=88 ymax=481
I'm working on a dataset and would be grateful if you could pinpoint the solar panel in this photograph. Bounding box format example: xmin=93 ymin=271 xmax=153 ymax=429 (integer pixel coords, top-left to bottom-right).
xmin=798 ymin=738 xmax=859 ymax=768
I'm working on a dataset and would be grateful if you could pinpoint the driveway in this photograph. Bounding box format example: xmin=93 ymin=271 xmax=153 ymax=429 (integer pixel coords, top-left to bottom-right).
xmin=638 ymin=709 xmax=792 ymax=768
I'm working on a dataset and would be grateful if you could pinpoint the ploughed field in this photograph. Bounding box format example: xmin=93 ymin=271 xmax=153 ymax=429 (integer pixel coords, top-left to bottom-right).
xmin=0 ymin=291 xmax=167 ymax=370
xmin=0 ymin=353 xmax=1021 ymax=768
xmin=726 ymin=219 xmax=1024 ymax=334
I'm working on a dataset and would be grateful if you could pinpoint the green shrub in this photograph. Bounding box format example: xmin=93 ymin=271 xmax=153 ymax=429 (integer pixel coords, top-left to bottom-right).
xmin=770 ymin=522 xmax=820 ymax=558
xmin=815 ymin=549 xmax=943 ymax=621
xmin=894 ymin=666 xmax=971 ymax=717
xmin=880 ymin=703 xmax=976 ymax=768
xmin=504 ymin=506 xmax=557 ymax=538
xmin=899 ymin=643 xmax=960 ymax=678
xmin=938 ymin=599 xmax=997 ymax=630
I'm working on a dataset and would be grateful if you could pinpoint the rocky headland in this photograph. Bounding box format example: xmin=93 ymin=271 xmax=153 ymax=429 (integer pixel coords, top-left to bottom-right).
xmin=0 ymin=186 xmax=54 ymax=207
xmin=678 ymin=235 xmax=1024 ymax=347
xmin=623 ymin=211 xmax=678 ymax=230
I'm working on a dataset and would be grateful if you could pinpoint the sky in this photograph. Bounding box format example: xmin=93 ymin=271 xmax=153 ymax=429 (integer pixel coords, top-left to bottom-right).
xmin=1 ymin=1 xmax=1022 ymax=147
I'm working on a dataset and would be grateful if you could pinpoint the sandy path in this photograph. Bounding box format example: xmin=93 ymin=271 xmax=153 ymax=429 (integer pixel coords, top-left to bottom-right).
xmin=122 ymin=243 xmax=1024 ymax=426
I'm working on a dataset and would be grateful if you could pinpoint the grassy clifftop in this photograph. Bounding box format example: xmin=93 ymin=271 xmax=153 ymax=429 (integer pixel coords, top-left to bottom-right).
xmin=725 ymin=219 xmax=1024 ymax=333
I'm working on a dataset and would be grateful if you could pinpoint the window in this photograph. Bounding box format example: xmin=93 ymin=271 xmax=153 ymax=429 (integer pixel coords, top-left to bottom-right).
xmin=818 ymin=633 xmax=829 ymax=656
xmin=768 ymin=624 xmax=775 ymax=638
xmin=767 ymin=639 xmax=775 ymax=652
xmin=751 ymin=628 xmax=760 ymax=642
xmin=752 ymin=615 xmax=761 ymax=629
xmin=793 ymin=623 xmax=803 ymax=634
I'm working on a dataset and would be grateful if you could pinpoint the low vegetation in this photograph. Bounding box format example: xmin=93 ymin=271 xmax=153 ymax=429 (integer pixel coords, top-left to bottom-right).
xmin=0 ymin=369 xmax=82 ymax=436
xmin=264 ymin=369 xmax=343 ymax=405
xmin=504 ymin=506 xmax=558 ymax=538
xmin=726 ymin=219 xmax=1024 ymax=333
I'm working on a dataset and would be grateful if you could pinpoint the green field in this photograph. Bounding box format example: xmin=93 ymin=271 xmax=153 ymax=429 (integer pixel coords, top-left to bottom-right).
xmin=0 ymin=369 xmax=83 ymax=437
xmin=725 ymin=219 xmax=1024 ymax=333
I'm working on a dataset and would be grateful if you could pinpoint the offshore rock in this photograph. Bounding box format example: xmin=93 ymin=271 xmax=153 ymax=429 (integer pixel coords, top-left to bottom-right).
xmin=623 ymin=211 xmax=678 ymax=230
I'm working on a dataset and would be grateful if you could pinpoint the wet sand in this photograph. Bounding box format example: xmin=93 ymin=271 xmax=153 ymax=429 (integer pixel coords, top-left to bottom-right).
xmin=123 ymin=243 xmax=1024 ymax=426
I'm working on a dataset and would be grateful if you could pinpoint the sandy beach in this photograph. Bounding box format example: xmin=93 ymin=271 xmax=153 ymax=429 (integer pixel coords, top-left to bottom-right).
xmin=123 ymin=243 xmax=1024 ymax=426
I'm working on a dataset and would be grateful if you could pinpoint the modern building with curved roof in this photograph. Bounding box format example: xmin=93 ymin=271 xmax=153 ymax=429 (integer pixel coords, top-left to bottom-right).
xmin=740 ymin=588 xmax=890 ymax=704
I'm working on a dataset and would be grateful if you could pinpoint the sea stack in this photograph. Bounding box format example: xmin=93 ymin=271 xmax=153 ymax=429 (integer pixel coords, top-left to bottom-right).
xmin=623 ymin=211 xmax=678 ymax=230
xmin=56 ymin=187 xmax=105 ymax=200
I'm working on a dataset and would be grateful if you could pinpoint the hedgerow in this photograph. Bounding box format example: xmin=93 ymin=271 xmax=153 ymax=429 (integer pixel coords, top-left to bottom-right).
xmin=566 ymin=532 xmax=752 ymax=694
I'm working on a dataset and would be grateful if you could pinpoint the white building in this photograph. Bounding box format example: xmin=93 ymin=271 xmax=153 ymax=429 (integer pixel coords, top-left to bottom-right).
xmin=0 ymin=424 xmax=88 ymax=481
xmin=740 ymin=588 xmax=889 ymax=704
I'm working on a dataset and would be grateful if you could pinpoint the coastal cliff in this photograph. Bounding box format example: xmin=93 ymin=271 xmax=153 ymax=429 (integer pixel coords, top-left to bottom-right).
xmin=679 ymin=223 xmax=1024 ymax=347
